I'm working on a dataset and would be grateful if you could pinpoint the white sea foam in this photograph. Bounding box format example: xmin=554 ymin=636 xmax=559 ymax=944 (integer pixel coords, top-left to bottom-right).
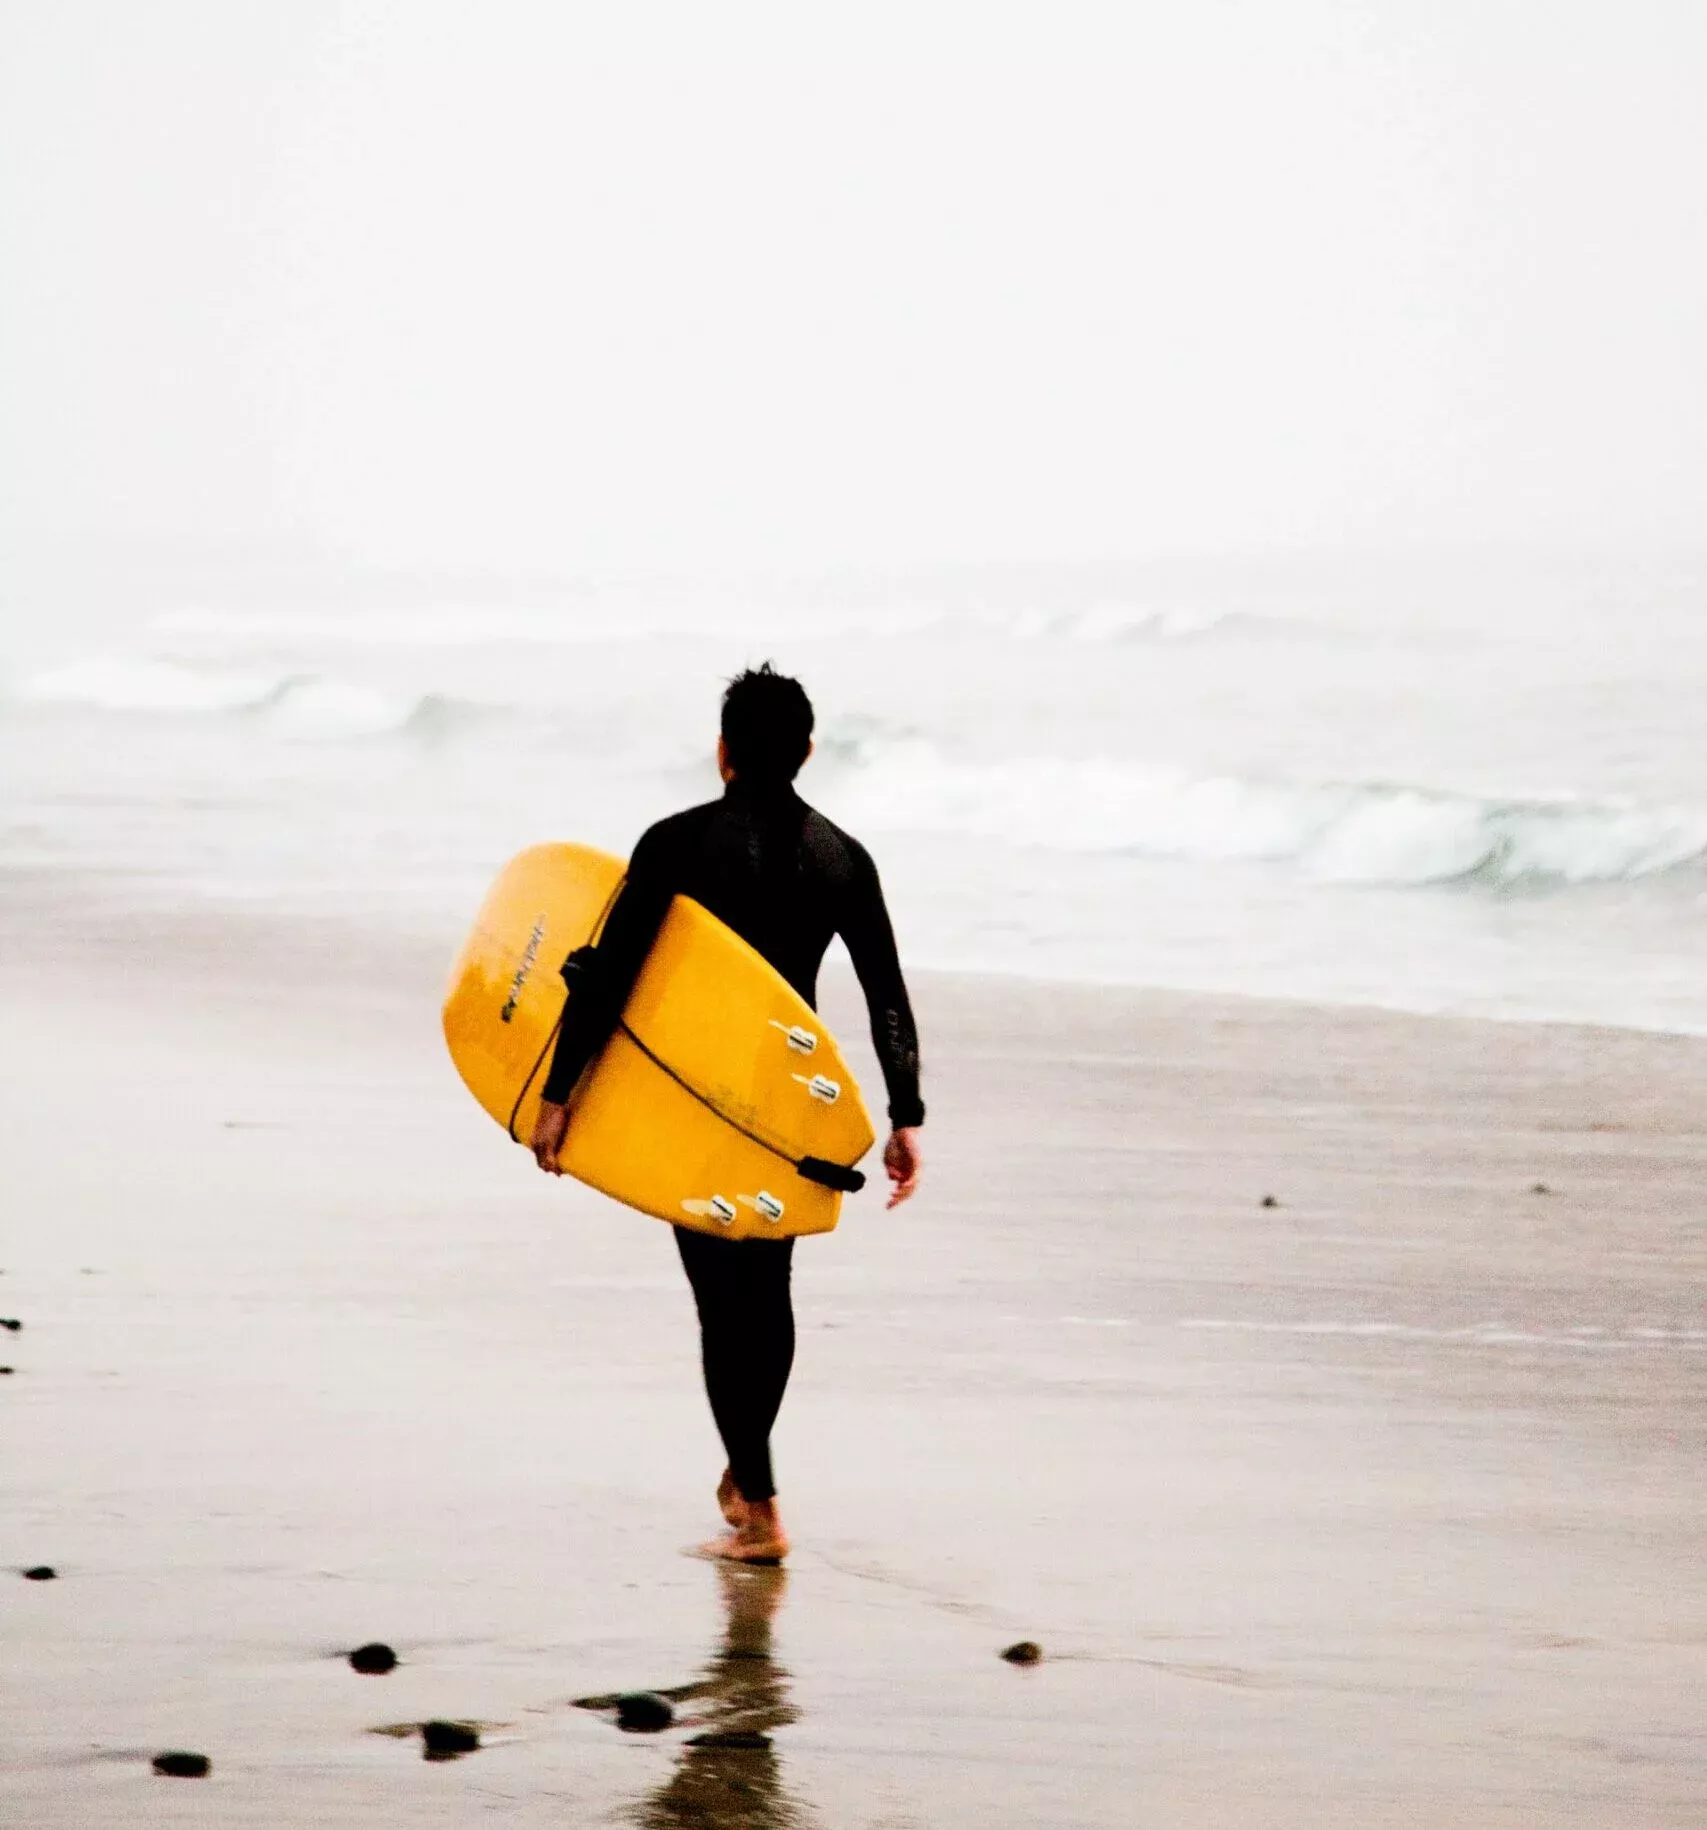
xmin=19 ymin=654 xmax=284 ymax=714
xmin=819 ymin=735 xmax=1707 ymax=886
xmin=19 ymin=654 xmax=1707 ymax=885
xmin=15 ymin=654 xmax=436 ymax=739
xmin=260 ymin=677 xmax=437 ymax=739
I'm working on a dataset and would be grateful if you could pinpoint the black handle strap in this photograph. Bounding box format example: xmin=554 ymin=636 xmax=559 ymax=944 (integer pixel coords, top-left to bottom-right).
xmin=796 ymin=1157 xmax=867 ymax=1193
xmin=560 ymin=944 xmax=599 ymax=987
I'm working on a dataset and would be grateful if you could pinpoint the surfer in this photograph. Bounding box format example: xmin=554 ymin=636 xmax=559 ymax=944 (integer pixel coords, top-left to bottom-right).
xmin=530 ymin=664 xmax=925 ymax=1563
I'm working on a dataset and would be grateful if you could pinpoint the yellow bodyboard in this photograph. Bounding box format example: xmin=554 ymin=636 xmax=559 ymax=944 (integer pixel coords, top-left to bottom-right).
xmin=442 ymin=842 xmax=875 ymax=1239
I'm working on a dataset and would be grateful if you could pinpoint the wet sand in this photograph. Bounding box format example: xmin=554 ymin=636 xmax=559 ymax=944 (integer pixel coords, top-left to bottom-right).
xmin=3 ymin=879 xmax=1705 ymax=1826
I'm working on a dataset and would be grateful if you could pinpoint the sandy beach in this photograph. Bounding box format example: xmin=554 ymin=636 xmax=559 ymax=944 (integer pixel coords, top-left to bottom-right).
xmin=4 ymin=876 xmax=1705 ymax=1827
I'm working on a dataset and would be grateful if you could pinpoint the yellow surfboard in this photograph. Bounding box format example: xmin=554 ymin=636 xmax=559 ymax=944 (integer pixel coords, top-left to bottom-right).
xmin=442 ymin=842 xmax=875 ymax=1239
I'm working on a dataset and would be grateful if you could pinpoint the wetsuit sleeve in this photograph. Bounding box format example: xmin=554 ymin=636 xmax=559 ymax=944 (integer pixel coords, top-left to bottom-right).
xmin=837 ymin=847 xmax=925 ymax=1130
xmin=541 ymin=823 xmax=678 ymax=1104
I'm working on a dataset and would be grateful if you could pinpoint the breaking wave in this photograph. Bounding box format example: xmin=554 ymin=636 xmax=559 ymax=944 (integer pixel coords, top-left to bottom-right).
xmin=820 ymin=737 xmax=1707 ymax=887
xmin=14 ymin=654 xmax=454 ymax=739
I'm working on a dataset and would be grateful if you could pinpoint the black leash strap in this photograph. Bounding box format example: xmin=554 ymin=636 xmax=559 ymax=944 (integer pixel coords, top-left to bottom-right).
xmin=508 ymin=1013 xmax=563 ymax=1143
xmin=613 ymin=1019 xmax=867 ymax=1194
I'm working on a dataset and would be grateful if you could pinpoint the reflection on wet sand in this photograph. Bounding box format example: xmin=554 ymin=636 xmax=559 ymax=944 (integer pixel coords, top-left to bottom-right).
xmin=632 ymin=1563 xmax=815 ymax=1830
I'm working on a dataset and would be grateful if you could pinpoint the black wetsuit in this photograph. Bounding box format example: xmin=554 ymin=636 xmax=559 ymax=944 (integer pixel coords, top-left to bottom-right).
xmin=543 ymin=780 xmax=924 ymax=1502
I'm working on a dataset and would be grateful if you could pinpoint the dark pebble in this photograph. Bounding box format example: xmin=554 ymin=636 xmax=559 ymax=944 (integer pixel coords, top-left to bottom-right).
xmin=0 ymin=1367 xmax=14 ymax=1375
xmin=1259 ymin=1195 xmax=1279 ymax=1209
xmin=23 ymin=1566 xmax=56 ymax=1581
xmin=1531 ymin=1182 xmax=1552 ymax=1195
xmin=152 ymin=1751 xmax=211 ymax=1778
xmin=0 ymin=1319 xmax=19 ymax=1331
xmin=615 ymin=1692 xmax=674 ymax=1733
xmin=686 ymin=1729 xmax=772 ymax=1750
xmin=349 ymin=1642 xmax=398 ymax=1675
xmin=421 ymin=1720 xmax=480 ymax=1758
xmin=1000 ymin=1640 xmax=1043 ymax=1665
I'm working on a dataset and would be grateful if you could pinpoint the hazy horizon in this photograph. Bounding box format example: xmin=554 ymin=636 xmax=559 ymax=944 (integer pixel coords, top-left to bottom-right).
xmin=5 ymin=0 xmax=1706 ymax=583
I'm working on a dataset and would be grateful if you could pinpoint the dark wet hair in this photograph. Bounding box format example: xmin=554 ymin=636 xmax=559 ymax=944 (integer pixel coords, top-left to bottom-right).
xmin=721 ymin=663 xmax=814 ymax=785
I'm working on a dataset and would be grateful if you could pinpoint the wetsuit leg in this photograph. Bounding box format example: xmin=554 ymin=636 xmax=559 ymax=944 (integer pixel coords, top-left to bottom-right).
xmin=674 ymin=1227 xmax=796 ymax=1503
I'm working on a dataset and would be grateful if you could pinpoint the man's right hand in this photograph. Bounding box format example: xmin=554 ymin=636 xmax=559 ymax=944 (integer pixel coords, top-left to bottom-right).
xmin=531 ymin=1100 xmax=570 ymax=1174
xmin=883 ymin=1127 xmax=922 ymax=1209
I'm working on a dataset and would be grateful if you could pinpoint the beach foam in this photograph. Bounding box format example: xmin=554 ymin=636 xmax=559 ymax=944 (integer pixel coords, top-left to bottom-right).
xmin=15 ymin=654 xmax=448 ymax=740
xmin=822 ymin=735 xmax=1707 ymax=887
xmin=18 ymin=653 xmax=284 ymax=715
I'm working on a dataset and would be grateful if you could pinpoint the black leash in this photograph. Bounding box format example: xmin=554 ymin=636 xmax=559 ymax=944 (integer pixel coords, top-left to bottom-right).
xmin=612 ymin=1018 xmax=866 ymax=1194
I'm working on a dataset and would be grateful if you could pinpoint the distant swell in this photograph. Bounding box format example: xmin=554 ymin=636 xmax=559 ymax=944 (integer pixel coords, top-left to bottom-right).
xmin=822 ymin=738 xmax=1707 ymax=887
xmin=1005 ymin=605 xmax=1284 ymax=643
xmin=16 ymin=655 xmax=456 ymax=739
xmin=145 ymin=601 xmax=1290 ymax=649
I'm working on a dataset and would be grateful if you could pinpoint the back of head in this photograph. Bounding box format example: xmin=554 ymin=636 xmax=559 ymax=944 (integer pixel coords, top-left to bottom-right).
xmin=721 ymin=663 xmax=814 ymax=788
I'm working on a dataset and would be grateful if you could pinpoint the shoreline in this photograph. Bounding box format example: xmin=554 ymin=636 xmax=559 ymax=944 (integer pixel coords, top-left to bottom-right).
xmin=6 ymin=858 xmax=1707 ymax=1050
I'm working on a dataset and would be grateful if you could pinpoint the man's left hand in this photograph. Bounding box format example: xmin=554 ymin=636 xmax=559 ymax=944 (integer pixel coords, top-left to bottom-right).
xmin=531 ymin=1100 xmax=570 ymax=1173
xmin=882 ymin=1126 xmax=923 ymax=1209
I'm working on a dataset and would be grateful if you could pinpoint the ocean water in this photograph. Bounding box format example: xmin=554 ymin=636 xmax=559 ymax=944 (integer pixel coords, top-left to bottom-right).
xmin=3 ymin=552 xmax=1705 ymax=1034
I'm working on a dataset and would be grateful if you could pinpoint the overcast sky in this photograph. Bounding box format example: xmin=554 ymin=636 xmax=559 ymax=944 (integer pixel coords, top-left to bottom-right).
xmin=3 ymin=0 xmax=1704 ymax=575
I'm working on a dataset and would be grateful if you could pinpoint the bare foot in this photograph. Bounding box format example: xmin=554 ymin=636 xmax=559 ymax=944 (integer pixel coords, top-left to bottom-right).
xmin=715 ymin=1469 xmax=748 ymax=1529
xmin=694 ymin=1498 xmax=789 ymax=1564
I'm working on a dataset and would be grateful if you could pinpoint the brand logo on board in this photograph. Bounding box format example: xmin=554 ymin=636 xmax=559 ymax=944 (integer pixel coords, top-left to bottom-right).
xmin=500 ymin=917 xmax=548 ymax=1023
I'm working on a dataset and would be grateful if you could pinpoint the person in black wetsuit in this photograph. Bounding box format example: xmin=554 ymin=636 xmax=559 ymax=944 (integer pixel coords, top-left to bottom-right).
xmin=530 ymin=664 xmax=925 ymax=1562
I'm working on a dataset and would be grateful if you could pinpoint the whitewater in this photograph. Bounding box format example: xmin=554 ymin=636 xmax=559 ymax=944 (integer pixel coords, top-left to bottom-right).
xmin=3 ymin=553 xmax=1705 ymax=1035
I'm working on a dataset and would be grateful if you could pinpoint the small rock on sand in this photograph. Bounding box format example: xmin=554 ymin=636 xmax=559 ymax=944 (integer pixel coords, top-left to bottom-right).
xmin=349 ymin=1642 xmax=398 ymax=1674
xmin=421 ymin=1720 xmax=480 ymax=1759
xmin=1000 ymin=1640 xmax=1043 ymax=1665
xmin=0 ymin=1319 xmax=20 ymax=1331
xmin=1531 ymin=1181 xmax=1553 ymax=1195
xmin=615 ymin=1692 xmax=674 ymax=1733
xmin=23 ymin=1566 xmax=56 ymax=1581
xmin=1259 ymin=1195 xmax=1280 ymax=1209
xmin=152 ymin=1752 xmax=211 ymax=1778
